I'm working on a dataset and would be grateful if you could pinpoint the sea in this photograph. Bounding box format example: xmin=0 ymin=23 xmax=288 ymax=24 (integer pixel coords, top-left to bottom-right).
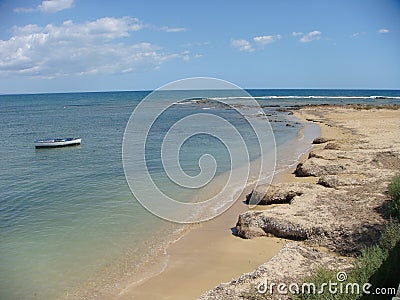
xmin=0 ymin=89 xmax=399 ymax=299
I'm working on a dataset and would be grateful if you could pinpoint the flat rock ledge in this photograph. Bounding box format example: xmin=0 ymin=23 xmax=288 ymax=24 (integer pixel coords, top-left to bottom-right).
xmin=238 ymin=144 xmax=400 ymax=255
xmin=199 ymin=242 xmax=353 ymax=300
xmin=245 ymin=182 xmax=317 ymax=205
xmin=312 ymin=137 xmax=332 ymax=144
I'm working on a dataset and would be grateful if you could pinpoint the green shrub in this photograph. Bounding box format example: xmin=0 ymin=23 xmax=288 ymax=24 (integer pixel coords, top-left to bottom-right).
xmin=380 ymin=220 xmax=400 ymax=251
xmin=388 ymin=174 xmax=400 ymax=221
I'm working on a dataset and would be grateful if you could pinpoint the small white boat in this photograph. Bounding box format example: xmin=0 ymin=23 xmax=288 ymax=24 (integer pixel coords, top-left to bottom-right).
xmin=34 ymin=137 xmax=81 ymax=148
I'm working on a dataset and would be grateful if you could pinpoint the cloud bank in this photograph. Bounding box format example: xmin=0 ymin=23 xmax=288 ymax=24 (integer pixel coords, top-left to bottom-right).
xmin=14 ymin=0 xmax=75 ymax=13
xmin=0 ymin=17 xmax=180 ymax=78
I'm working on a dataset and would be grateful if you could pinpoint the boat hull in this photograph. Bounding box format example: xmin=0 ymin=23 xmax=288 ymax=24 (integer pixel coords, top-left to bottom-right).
xmin=34 ymin=138 xmax=82 ymax=148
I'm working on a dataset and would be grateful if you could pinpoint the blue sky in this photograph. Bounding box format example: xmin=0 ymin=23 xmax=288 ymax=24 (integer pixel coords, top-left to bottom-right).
xmin=0 ymin=0 xmax=399 ymax=93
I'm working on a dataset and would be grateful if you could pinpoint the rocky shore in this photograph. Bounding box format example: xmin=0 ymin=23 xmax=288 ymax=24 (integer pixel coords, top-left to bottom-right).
xmin=200 ymin=105 xmax=400 ymax=299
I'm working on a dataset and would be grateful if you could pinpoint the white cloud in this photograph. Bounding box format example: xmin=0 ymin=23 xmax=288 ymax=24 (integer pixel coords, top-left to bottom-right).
xmin=182 ymin=50 xmax=190 ymax=61
xmin=180 ymin=51 xmax=202 ymax=61
xmin=231 ymin=39 xmax=254 ymax=52
xmin=232 ymin=34 xmax=281 ymax=52
xmin=160 ymin=26 xmax=187 ymax=33
xmin=299 ymin=30 xmax=322 ymax=43
xmin=378 ymin=28 xmax=389 ymax=33
xmin=253 ymin=34 xmax=281 ymax=45
xmin=0 ymin=17 xmax=180 ymax=78
xmin=292 ymin=32 xmax=303 ymax=36
xmin=14 ymin=0 xmax=74 ymax=13
xmin=183 ymin=41 xmax=210 ymax=47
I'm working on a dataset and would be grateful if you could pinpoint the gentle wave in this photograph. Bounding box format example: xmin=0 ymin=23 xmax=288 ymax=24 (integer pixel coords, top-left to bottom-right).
xmin=206 ymin=95 xmax=400 ymax=100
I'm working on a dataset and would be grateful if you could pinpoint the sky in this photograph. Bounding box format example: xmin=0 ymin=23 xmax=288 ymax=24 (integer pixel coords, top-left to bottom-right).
xmin=0 ymin=0 xmax=399 ymax=94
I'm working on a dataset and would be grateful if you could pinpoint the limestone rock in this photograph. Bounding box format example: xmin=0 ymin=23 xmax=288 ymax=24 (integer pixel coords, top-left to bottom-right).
xmin=245 ymin=183 xmax=316 ymax=205
xmin=324 ymin=142 xmax=341 ymax=150
xmin=235 ymin=178 xmax=387 ymax=254
xmin=308 ymin=149 xmax=345 ymax=160
xmin=236 ymin=213 xmax=309 ymax=240
xmin=312 ymin=137 xmax=332 ymax=144
xmin=294 ymin=158 xmax=345 ymax=177
xmin=372 ymin=151 xmax=400 ymax=170
xmin=317 ymin=174 xmax=376 ymax=188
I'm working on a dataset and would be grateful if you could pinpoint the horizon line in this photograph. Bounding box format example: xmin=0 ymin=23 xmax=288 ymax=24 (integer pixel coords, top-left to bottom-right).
xmin=1 ymin=87 xmax=400 ymax=96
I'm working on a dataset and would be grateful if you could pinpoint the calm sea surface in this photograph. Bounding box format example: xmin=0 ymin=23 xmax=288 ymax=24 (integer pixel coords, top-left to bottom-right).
xmin=0 ymin=89 xmax=399 ymax=299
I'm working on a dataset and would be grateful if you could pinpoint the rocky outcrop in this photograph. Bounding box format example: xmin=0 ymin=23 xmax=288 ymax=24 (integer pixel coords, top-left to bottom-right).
xmin=236 ymin=178 xmax=387 ymax=254
xmin=236 ymin=212 xmax=308 ymax=240
xmin=199 ymin=242 xmax=353 ymax=300
xmin=312 ymin=137 xmax=332 ymax=144
xmin=317 ymin=174 xmax=375 ymax=188
xmin=236 ymin=109 xmax=400 ymax=255
xmin=245 ymin=183 xmax=315 ymax=205
xmin=372 ymin=151 xmax=400 ymax=170
xmin=294 ymin=158 xmax=345 ymax=177
xmin=324 ymin=142 xmax=341 ymax=150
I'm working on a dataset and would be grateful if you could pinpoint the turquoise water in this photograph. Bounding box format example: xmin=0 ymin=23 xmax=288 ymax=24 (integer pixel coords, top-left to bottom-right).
xmin=0 ymin=89 xmax=399 ymax=299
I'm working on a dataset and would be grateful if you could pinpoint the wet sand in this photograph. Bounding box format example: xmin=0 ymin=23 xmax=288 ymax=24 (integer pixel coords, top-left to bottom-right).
xmin=117 ymin=185 xmax=286 ymax=300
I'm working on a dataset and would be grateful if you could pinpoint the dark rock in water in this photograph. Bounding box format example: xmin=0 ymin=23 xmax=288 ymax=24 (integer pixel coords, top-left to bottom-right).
xmin=285 ymin=123 xmax=294 ymax=127
xmin=312 ymin=137 xmax=332 ymax=144
xmin=260 ymin=104 xmax=281 ymax=108
xmin=324 ymin=142 xmax=341 ymax=150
